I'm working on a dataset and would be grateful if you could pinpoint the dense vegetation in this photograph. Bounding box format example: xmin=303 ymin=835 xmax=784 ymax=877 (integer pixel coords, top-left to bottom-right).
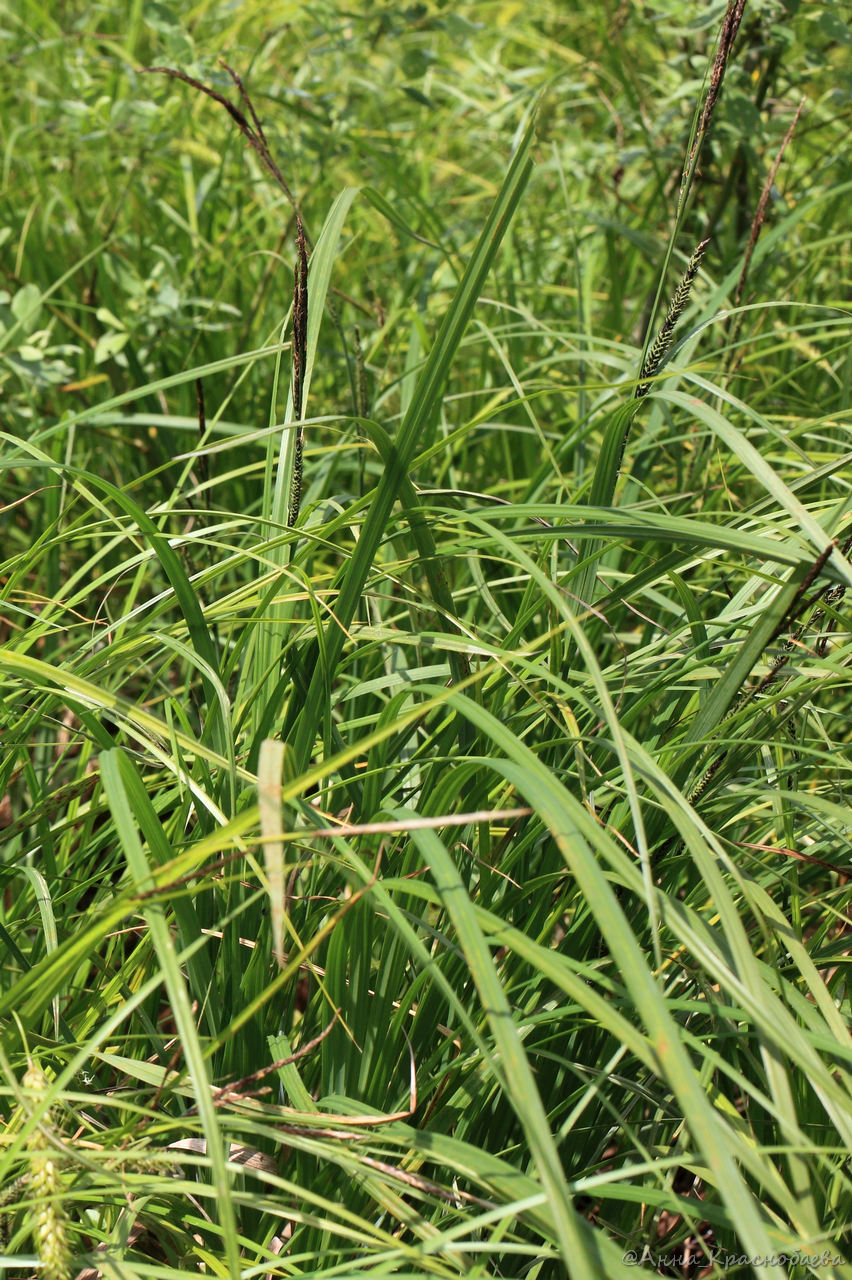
xmin=2 ymin=1 xmax=851 ymax=1276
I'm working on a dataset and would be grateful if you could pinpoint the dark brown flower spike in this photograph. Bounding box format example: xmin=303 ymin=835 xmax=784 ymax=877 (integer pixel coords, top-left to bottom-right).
xmin=734 ymin=99 xmax=805 ymax=312
xmin=144 ymin=62 xmax=313 ymax=528
xmin=636 ymin=237 xmax=710 ymax=398
xmin=143 ymin=60 xmax=304 ymax=230
xmin=288 ymin=217 xmax=309 ymax=529
xmin=689 ymin=0 xmax=747 ymax=168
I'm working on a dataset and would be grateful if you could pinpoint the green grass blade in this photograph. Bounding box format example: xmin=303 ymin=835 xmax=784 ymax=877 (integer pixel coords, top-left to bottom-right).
xmin=420 ymin=689 xmax=789 ymax=1267
xmin=291 ymin=103 xmax=538 ymax=770
xmin=404 ymin=819 xmax=616 ymax=1277
xmin=100 ymin=748 xmax=242 ymax=1276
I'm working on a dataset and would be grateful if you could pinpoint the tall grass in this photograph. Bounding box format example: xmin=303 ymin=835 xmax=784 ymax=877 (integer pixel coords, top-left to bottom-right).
xmin=1 ymin=2 xmax=851 ymax=1276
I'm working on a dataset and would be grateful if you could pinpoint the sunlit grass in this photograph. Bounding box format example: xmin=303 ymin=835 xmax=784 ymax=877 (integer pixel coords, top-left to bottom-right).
xmin=1 ymin=1 xmax=851 ymax=1276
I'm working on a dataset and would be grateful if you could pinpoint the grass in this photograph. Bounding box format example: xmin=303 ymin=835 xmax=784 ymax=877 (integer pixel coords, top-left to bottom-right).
xmin=1 ymin=1 xmax=852 ymax=1276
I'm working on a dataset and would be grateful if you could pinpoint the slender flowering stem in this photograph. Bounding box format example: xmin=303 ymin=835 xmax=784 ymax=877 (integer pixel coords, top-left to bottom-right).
xmin=288 ymin=217 xmax=309 ymax=529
